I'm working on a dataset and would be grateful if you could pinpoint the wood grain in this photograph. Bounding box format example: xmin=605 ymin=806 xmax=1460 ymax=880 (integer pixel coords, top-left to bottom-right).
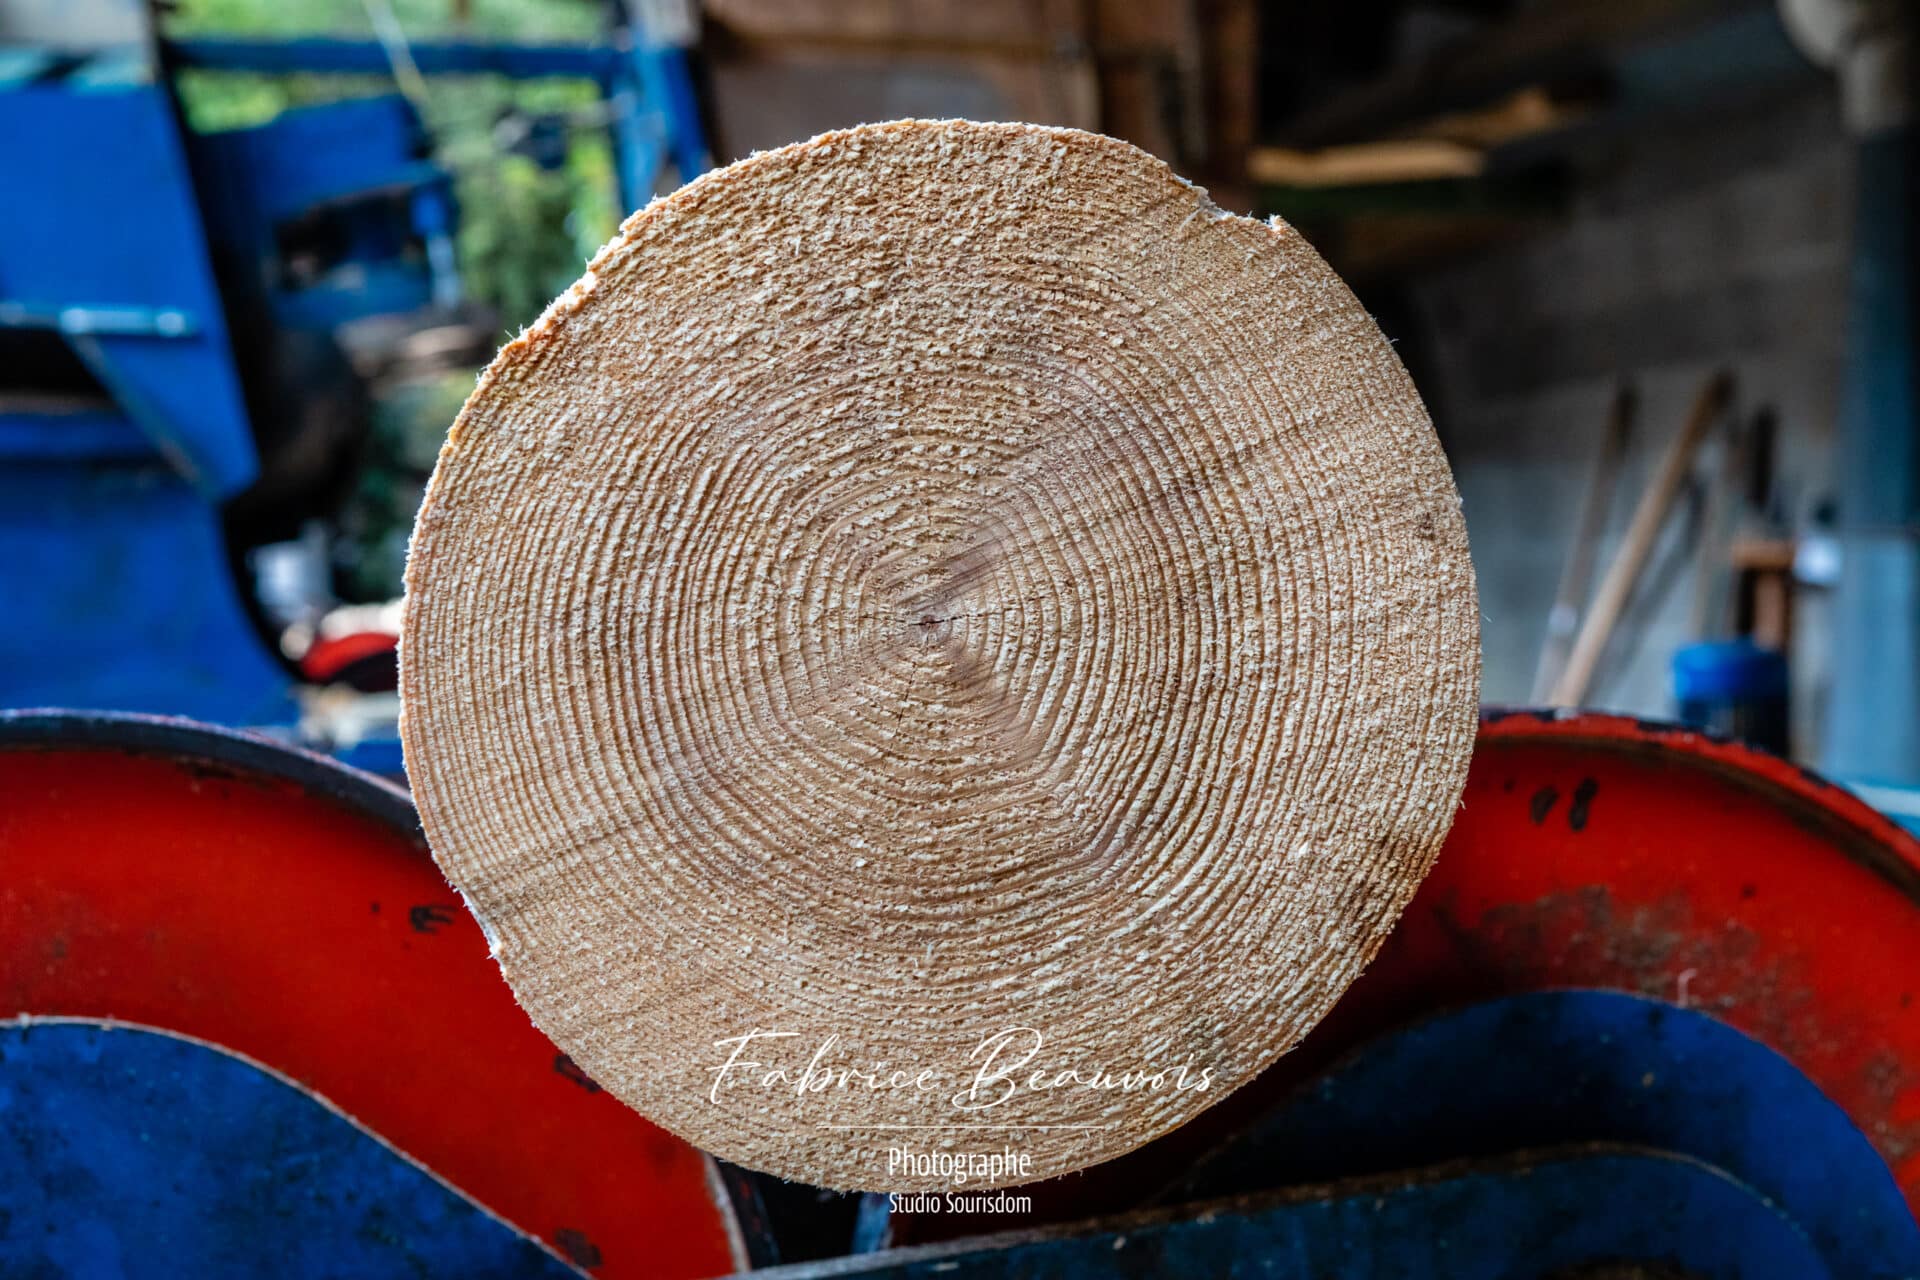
xmin=400 ymin=120 xmax=1479 ymax=1192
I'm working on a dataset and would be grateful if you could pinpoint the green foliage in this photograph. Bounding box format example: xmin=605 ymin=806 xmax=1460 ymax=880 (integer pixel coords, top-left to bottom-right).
xmin=335 ymin=369 xmax=478 ymax=601
xmin=166 ymin=0 xmax=600 ymax=44
xmin=430 ymin=75 xmax=621 ymax=330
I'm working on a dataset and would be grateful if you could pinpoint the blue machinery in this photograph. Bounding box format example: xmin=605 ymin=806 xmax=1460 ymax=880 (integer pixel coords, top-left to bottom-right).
xmin=0 ymin=1 xmax=708 ymax=723
xmin=839 ymin=995 xmax=1916 ymax=1278
xmin=1 ymin=1022 xmax=579 ymax=1279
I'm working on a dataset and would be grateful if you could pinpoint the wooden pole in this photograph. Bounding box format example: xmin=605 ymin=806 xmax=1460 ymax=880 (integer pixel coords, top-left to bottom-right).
xmin=1531 ymin=381 xmax=1634 ymax=702
xmin=400 ymin=121 xmax=1480 ymax=1192
xmin=1687 ymin=403 xmax=1752 ymax=640
xmin=1549 ymin=371 xmax=1733 ymax=707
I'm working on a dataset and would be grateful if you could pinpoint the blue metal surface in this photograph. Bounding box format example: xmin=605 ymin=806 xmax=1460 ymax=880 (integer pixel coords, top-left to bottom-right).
xmin=1171 ymin=991 xmax=1920 ymax=1279
xmin=0 ymin=82 xmax=256 ymax=498
xmin=1672 ymin=638 xmax=1790 ymax=751
xmin=0 ymin=54 xmax=291 ymax=721
xmin=0 ymin=1020 xmax=577 ymax=1279
xmin=189 ymin=95 xmax=444 ymax=226
xmin=0 ymin=464 xmax=290 ymax=722
xmin=168 ymin=36 xmax=618 ymax=80
xmin=614 ymin=38 xmax=710 ymax=210
xmin=187 ymin=94 xmax=451 ymax=333
xmin=781 ymin=1150 xmax=1832 ymax=1279
xmin=0 ymin=16 xmax=708 ymax=725
xmin=0 ymin=407 xmax=151 ymax=464
xmin=1673 ymin=638 xmax=1791 ymax=701
xmin=1825 ymin=123 xmax=1920 ymax=785
xmin=0 ymin=74 xmax=454 ymax=720
xmin=0 ymin=302 xmax=198 ymax=338
xmin=332 ymin=734 xmax=408 ymax=781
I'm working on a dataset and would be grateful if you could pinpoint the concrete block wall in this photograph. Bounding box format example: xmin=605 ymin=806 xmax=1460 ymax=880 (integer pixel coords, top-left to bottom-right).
xmin=1400 ymin=84 xmax=1852 ymax=748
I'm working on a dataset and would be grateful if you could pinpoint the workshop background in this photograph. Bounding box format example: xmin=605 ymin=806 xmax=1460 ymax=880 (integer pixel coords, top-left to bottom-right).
xmin=7 ymin=0 xmax=1916 ymax=797
xmin=4 ymin=1 xmax=1920 ymax=1277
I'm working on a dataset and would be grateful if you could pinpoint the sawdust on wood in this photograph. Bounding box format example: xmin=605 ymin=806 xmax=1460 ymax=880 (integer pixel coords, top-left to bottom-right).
xmin=400 ymin=119 xmax=1480 ymax=1192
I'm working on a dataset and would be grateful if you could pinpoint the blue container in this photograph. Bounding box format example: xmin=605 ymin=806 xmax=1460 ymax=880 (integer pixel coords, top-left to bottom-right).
xmin=1673 ymin=639 xmax=1790 ymax=752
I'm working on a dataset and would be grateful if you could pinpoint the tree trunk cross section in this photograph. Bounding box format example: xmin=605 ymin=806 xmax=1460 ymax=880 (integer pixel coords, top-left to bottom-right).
xmin=401 ymin=120 xmax=1480 ymax=1192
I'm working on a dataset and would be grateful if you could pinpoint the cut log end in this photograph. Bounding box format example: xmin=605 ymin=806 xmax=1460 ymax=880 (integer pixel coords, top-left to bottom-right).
xmin=400 ymin=119 xmax=1480 ymax=1192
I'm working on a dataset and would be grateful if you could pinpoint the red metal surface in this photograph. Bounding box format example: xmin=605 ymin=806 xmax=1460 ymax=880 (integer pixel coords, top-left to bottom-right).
xmin=1351 ymin=709 xmax=1920 ymax=1204
xmin=12 ymin=709 xmax=1917 ymax=1256
xmin=0 ymin=715 xmax=739 ymax=1279
xmin=897 ymin=708 xmax=1920 ymax=1241
xmin=298 ymin=629 xmax=398 ymax=685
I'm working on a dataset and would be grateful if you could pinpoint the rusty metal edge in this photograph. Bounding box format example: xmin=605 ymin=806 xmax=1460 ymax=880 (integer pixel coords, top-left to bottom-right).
xmin=1479 ymin=706 xmax=1920 ymax=902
